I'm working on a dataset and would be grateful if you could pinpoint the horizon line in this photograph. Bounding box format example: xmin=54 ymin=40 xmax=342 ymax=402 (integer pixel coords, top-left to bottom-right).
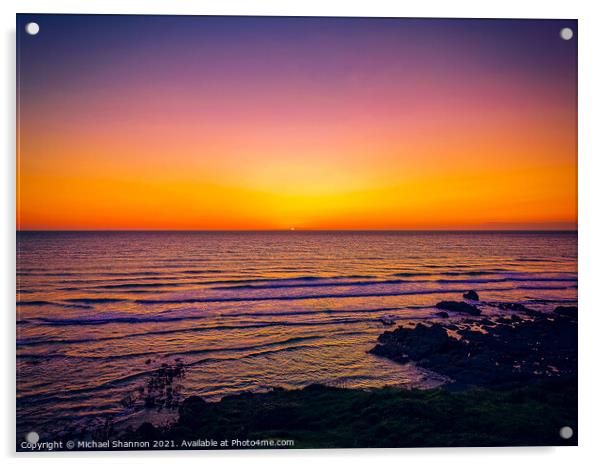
xmin=16 ymin=228 xmax=578 ymax=233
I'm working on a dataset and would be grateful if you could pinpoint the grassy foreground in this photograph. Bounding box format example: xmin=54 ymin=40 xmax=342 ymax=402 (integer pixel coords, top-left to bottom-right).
xmin=125 ymin=376 xmax=577 ymax=448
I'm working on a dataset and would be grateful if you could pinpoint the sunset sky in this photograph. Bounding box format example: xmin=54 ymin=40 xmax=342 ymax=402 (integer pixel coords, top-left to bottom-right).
xmin=17 ymin=15 xmax=577 ymax=230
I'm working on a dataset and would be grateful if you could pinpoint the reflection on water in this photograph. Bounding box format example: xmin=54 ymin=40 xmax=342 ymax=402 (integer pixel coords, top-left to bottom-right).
xmin=16 ymin=231 xmax=577 ymax=436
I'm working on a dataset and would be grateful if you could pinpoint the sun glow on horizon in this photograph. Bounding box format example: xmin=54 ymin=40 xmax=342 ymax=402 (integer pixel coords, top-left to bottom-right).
xmin=17 ymin=16 xmax=577 ymax=231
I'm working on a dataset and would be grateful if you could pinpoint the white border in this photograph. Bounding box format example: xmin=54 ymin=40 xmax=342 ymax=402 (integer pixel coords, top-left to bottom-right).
xmin=3 ymin=1 xmax=601 ymax=464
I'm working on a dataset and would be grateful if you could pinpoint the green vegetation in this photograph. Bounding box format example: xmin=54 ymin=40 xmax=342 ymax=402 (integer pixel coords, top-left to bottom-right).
xmin=126 ymin=376 xmax=577 ymax=448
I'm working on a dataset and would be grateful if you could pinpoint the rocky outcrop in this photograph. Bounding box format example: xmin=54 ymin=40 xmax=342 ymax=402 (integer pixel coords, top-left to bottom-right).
xmin=554 ymin=306 xmax=577 ymax=318
xmin=370 ymin=308 xmax=577 ymax=387
xmin=463 ymin=290 xmax=479 ymax=301
xmin=435 ymin=300 xmax=481 ymax=316
xmin=370 ymin=323 xmax=462 ymax=364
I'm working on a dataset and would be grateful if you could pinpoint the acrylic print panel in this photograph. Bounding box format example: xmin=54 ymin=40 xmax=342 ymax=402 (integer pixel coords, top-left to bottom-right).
xmin=16 ymin=14 xmax=577 ymax=451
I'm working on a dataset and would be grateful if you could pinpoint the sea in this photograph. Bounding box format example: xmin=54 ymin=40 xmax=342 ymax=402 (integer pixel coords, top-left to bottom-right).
xmin=16 ymin=231 xmax=577 ymax=437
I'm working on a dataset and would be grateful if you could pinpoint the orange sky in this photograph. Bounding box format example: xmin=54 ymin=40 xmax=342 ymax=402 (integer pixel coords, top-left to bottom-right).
xmin=17 ymin=16 xmax=577 ymax=231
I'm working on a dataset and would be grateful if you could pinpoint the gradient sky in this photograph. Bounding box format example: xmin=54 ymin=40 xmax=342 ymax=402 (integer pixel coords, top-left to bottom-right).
xmin=17 ymin=15 xmax=577 ymax=230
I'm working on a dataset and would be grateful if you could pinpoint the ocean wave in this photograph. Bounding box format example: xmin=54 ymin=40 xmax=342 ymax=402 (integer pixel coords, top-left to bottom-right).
xmin=133 ymin=285 xmax=559 ymax=305
xmin=18 ymin=333 xmax=354 ymax=361
xmin=63 ymin=298 xmax=128 ymax=304
xmin=16 ymin=300 xmax=93 ymax=310
xmin=17 ymin=335 xmax=367 ymax=405
xmin=516 ymin=285 xmax=577 ymax=290
xmin=211 ymin=276 xmax=576 ymax=291
xmin=16 ymin=315 xmax=420 ymax=348
xmin=18 ymin=305 xmax=419 ymax=328
xmin=56 ymin=274 xmax=379 ymax=291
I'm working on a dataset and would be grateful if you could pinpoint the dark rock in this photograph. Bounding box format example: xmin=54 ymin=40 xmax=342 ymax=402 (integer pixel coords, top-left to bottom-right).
xmin=523 ymin=307 xmax=544 ymax=317
xmin=136 ymin=422 xmax=160 ymax=441
xmin=435 ymin=311 xmax=449 ymax=318
xmin=370 ymin=308 xmax=577 ymax=387
xmin=178 ymin=396 xmax=209 ymax=428
xmin=496 ymin=317 xmax=513 ymax=324
xmin=435 ymin=301 xmax=481 ymax=316
xmin=370 ymin=323 xmax=462 ymax=364
xmin=497 ymin=302 xmax=533 ymax=314
xmin=554 ymin=306 xmax=577 ymax=318
xmin=463 ymin=290 xmax=479 ymax=301
xmin=494 ymin=302 xmax=542 ymax=317
xmin=379 ymin=316 xmax=396 ymax=326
